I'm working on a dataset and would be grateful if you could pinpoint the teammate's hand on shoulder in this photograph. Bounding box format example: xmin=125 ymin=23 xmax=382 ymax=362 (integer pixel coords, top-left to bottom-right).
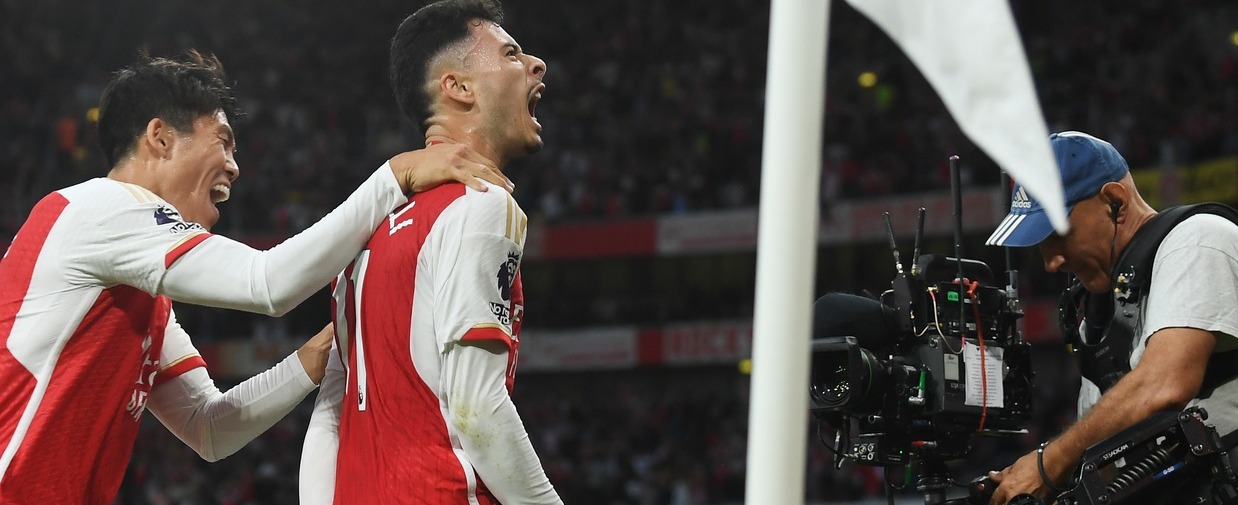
xmin=389 ymin=143 xmax=511 ymax=195
xmin=297 ymin=323 xmax=335 ymax=385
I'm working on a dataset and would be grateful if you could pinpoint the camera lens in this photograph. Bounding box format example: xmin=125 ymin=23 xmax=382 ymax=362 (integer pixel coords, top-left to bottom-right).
xmin=809 ymin=339 xmax=881 ymax=413
xmin=811 ymin=364 xmax=852 ymax=406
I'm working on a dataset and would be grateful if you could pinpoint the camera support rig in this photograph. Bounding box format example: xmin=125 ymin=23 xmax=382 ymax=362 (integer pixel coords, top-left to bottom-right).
xmin=1060 ymin=407 xmax=1238 ymax=505
xmin=967 ymin=407 xmax=1238 ymax=505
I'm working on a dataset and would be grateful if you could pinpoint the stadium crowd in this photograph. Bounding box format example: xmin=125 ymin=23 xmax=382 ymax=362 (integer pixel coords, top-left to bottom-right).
xmin=3 ymin=0 xmax=1236 ymax=237
xmin=2 ymin=0 xmax=1236 ymax=503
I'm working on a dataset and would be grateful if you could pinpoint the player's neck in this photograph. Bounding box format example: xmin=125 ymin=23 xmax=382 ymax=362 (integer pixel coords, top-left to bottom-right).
xmin=106 ymin=155 xmax=167 ymax=195
xmin=424 ymin=134 xmax=459 ymax=148
xmin=424 ymin=128 xmax=508 ymax=172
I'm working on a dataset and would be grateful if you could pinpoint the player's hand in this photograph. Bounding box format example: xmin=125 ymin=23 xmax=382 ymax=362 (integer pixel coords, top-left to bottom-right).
xmin=389 ymin=143 xmax=511 ymax=195
xmin=988 ymin=448 xmax=1057 ymax=505
xmin=297 ymin=323 xmax=334 ymax=385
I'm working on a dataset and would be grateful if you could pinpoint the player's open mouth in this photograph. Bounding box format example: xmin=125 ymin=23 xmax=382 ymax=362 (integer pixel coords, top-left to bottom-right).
xmin=528 ymin=83 xmax=544 ymax=120
xmin=211 ymin=184 xmax=230 ymax=204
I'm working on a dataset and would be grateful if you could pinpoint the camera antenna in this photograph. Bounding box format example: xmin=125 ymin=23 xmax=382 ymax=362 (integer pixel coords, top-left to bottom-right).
xmin=1000 ymin=172 xmax=1019 ymax=293
xmin=882 ymin=212 xmax=904 ymax=276
xmin=949 ymin=155 xmax=967 ymax=335
xmin=886 ymin=211 xmax=917 ymax=333
xmin=910 ymin=207 xmax=926 ymax=277
xmin=1000 ymin=172 xmax=1024 ymax=340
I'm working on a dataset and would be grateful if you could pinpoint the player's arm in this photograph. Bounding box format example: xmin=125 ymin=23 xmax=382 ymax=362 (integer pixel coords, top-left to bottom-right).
xmin=299 ymin=343 xmax=347 ymax=505
xmin=145 ymin=316 xmax=327 ymax=462
xmin=159 ymin=145 xmax=496 ymax=316
xmin=432 ymin=186 xmax=558 ymax=503
xmin=443 ymin=339 xmax=562 ymax=505
xmin=80 ymin=144 xmax=506 ymax=317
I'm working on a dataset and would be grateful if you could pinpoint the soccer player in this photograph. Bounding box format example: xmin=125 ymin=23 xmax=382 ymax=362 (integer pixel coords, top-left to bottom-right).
xmin=0 ymin=50 xmax=508 ymax=503
xmin=299 ymin=1 xmax=561 ymax=503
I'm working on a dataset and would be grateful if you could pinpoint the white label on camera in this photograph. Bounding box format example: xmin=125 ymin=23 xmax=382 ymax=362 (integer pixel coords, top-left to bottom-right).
xmin=964 ymin=342 xmax=1004 ymax=408
xmin=944 ymin=354 xmax=960 ymax=381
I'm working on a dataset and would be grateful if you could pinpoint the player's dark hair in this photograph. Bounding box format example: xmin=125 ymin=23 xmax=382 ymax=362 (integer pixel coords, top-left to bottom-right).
xmin=97 ymin=49 xmax=241 ymax=167
xmin=390 ymin=0 xmax=504 ymax=136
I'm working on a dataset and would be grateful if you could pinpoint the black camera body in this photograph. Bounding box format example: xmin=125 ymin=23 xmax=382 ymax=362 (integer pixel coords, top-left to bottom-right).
xmin=810 ymin=254 xmax=1034 ymax=466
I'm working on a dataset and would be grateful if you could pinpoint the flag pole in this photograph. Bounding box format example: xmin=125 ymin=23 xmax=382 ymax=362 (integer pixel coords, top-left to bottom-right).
xmin=744 ymin=0 xmax=831 ymax=503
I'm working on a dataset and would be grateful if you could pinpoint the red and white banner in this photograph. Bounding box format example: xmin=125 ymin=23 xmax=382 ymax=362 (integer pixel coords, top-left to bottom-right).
xmin=828 ymin=187 xmax=1007 ymax=244
xmin=657 ymin=321 xmax=754 ymax=365
xmin=197 ymin=305 xmax=1065 ymax=377
xmin=221 ymin=185 xmax=1006 ymax=260
xmin=522 ymin=186 xmax=1007 ymax=259
xmin=656 ymin=210 xmax=759 ymax=255
xmin=518 ymin=327 xmax=640 ymax=371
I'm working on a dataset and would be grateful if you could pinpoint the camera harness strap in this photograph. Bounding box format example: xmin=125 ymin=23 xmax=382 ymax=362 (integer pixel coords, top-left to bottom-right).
xmin=1069 ymin=203 xmax=1238 ymax=411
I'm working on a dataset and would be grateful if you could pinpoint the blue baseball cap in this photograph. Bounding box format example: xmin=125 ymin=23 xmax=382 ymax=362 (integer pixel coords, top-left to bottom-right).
xmin=985 ymin=131 xmax=1130 ymax=247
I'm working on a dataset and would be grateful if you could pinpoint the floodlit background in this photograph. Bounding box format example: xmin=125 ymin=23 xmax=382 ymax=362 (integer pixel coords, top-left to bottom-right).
xmin=2 ymin=0 xmax=1236 ymax=503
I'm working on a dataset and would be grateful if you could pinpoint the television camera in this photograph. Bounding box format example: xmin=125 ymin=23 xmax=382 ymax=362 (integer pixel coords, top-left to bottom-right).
xmin=809 ymin=249 xmax=1035 ymax=503
xmin=809 ymin=157 xmax=1035 ymax=504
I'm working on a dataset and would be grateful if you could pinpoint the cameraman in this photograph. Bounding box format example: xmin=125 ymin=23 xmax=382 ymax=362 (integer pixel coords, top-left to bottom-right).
xmin=984 ymin=131 xmax=1238 ymax=504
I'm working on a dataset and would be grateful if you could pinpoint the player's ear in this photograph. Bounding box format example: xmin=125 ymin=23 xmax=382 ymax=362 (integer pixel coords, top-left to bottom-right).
xmin=440 ymin=72 xmax=475 ymax=106
xmin=143 ymin=118 xmax=176 ymax=159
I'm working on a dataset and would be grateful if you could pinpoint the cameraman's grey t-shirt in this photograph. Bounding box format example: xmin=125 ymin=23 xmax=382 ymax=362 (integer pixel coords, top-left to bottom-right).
xmin=1078 ymin=213 xmax=1238 ymax=437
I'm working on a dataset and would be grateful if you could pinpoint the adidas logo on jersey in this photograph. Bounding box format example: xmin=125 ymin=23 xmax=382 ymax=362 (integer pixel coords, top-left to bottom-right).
xmin=169 ymin=221 xmax=205 ymax=234
xmin=1011 ymin=187 xmax=1033 ymax=209
xmin=154 ymin=205 xmax=205 ymax=234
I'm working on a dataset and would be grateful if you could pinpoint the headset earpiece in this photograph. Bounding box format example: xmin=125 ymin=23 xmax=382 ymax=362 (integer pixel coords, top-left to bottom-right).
xmin=1109 ymin=201 xmax=1121 ymax=221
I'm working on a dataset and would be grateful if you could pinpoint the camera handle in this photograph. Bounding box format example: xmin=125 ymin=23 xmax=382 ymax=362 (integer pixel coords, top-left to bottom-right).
xmin=964 ymin=474 xmax=1044 ymax=505
xmin=917 ymin=456 xmax=953 ymax=504
xmin=901 ymin=454 xmax=987 ymax=505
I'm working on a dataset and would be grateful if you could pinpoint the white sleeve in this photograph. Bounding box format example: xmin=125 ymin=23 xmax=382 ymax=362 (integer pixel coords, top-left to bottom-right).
xmin=442 ymin=343 xmax=561 ymax=505
xmin=146 ymin=318 xmax=319 ymax=462
xmin=1143 ymin=214 xmax=1238 ymax=346
xmin=299 ymin=345 xmax=346 ymax=505
xmin=78 ymin=164 xmax=406 ymax=316
xmin=434 ymin=188 xmax=526 ymax=349
xmin=1077 ymin=377 xmax=1101 ymax=419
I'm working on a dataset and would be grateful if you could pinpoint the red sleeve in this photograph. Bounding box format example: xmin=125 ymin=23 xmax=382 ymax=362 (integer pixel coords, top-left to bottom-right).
xmin=460 ymin=324 xmax=516 ymax=354
xmin=164 ymin=232 xmax=213 ymax=268
xmin=153 ymin=355 xmax=208 ymax=388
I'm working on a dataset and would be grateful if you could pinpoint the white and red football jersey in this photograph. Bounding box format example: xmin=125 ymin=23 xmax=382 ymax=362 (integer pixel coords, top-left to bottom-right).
xmin=0 ymin=179 xmax=211 ymax=503
xmin=332 ymin=182 xmax=527 ymax=504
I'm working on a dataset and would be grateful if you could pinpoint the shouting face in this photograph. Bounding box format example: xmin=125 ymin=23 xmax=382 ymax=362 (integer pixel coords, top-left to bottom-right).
xmin=461 ymin=21 xmax=547 ymax=159
xmin=161 ymin=110 xmax=239 ymax=229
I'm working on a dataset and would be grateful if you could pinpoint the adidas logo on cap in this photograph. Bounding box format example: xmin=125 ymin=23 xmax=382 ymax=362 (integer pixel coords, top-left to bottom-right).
xmin=1010 ymin=186 xmax=1032 ymax=209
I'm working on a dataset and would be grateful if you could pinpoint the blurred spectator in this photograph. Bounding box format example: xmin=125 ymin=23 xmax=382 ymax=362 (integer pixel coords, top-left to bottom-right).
xmin=3 ymin=0 xmax=1235 ymax=237
xmin=3 ymin=0 xmax=1234 ymax=502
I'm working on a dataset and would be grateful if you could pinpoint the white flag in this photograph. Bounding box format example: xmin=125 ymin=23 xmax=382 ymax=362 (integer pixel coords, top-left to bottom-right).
xmin=844 ymin=0 xmax=1068 ymax=234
